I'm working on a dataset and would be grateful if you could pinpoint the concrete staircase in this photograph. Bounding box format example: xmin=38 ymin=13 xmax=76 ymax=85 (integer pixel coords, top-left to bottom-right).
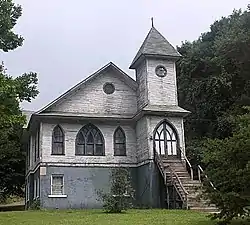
xmin=162 ymin=159 xmax=218 ymax=212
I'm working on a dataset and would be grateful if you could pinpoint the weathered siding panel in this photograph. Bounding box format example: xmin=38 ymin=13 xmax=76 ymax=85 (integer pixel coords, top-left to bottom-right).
xmin=136 ymin=60 xmax=148 ymax=110
xmin=29 ymin=126 xmax=41 ymax=172
xmin=41 ymin=121 xmax=137 ymax=164
xmin=147 ymin=58 xmax=178 ymax=106
xmin=136 ymin=162 xmax=165 ymax=208
xmin=46 ymin=71 xmax=137 ymax=116
xmin=136 ymin=117 xmax=149 ymax=162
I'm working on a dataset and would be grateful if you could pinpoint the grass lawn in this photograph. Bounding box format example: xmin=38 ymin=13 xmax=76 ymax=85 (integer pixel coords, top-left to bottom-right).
xmin=0 ymin=209 xmax=248 ymax=225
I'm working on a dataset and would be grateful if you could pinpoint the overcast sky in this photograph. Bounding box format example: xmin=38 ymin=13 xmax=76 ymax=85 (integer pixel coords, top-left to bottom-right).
xmin=0 ymin=0 xmax=249 ymax=111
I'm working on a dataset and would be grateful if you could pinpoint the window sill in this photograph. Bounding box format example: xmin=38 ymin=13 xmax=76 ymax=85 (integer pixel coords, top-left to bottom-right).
xmin=51 ymin=154 xmax=65 ymax=156
xmin=48 ymin=195 xmax=67 ymax=198
xmin=75 ymin=154 xmax=105 ymax=156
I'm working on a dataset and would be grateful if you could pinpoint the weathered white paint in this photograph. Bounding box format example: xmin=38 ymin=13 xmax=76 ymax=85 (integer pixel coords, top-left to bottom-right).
xmin=45 ymin=70 xmax=137 ymax=116
xmin=41 ymin=122 xmax=137 ymax=164
xmin=146 ymin=58 xmax=178 ymax=106
xmin=136 ymin=117 xmax=149 ymax=163
xmin=28 ymin=125 xmax=42 ymax=172
xmin=40 ymin=167 xmax=47 ymax=176
xmin=26 ymin=54 xmax=187 ymax=173
xmin=135 ymin=60 xmax=148 ymax=110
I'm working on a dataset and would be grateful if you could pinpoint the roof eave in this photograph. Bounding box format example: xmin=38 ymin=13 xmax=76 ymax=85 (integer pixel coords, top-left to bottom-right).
xmin=129 ymin=53 xmax=181 ymax=69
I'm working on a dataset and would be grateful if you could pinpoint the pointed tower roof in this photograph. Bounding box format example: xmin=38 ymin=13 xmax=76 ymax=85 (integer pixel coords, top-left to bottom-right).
xmin=129 ymin=26 xmax=181 ymax=69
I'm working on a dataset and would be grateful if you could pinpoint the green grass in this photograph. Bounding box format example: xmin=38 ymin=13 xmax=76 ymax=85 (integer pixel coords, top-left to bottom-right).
xmin=0 ymin=209 xmax=248 ymax=225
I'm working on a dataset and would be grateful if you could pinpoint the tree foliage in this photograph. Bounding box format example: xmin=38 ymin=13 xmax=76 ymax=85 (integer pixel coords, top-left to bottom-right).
xmin=177 ymin=7 xmax=250 ymax=139
xmin=0 ymin=0 xmax=24 ymax=52
xmin=0 ymin=0 xmax=38 ymax=200
xmin=177 ymin=7 xmax=250 ymax=163
xmin=177 ymin=6 xmax=250 ymax=223
xmin=202 ymin=109 xmax=250 ymax=223
xmin=0 ymin=65 xmax=38 ymax=199
xmin=97 ymin=168 xmax=135 ymax=213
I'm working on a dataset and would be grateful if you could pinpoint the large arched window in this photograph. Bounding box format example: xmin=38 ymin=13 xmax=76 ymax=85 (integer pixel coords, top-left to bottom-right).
xmin=154 ymin=120 xmax=179 ymax=157
xmin=52 ymin=125 xmax=65 ymax=155
xmin=75 ymin=124 xmax=105 ymax=156
xmin=114 ymin=127 xmax=126 ymax=156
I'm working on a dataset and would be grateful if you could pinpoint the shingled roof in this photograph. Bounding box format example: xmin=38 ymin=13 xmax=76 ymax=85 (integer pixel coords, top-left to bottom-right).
xmin=129 ymin=26 xmax=181 ymax=69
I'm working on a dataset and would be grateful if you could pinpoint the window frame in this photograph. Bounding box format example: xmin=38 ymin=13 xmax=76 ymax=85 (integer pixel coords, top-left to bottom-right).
xmin=153 ymin=120 xmax=180 ymax=158
xmin=113 ymin=126 xmax=126 ymax=156
xmin=48 ymin=174 xmax=67 ymax=198
xmin=51 ymin=125 xmax=65 ymax=156
xmin=75 ymin=124 xmax=105 ymax=156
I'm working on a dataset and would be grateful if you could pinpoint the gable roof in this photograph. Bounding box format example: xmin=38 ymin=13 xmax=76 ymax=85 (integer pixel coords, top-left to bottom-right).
xmin=130 ymin=26 xmax=181 ymax=69
xmin=36 ymin=62 xmax=137 ymax=114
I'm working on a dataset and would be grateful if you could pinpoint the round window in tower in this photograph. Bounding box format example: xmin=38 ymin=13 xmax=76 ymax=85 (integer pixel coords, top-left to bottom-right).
xmin=103 ymin=83 xmax=115 ymax=94
xmin=155 ymin=65 xmax=167 ymax=77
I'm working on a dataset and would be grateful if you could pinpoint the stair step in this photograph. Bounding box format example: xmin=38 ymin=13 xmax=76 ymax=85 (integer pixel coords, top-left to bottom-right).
xmin=159 ymin=160 xmax=218 ymax=212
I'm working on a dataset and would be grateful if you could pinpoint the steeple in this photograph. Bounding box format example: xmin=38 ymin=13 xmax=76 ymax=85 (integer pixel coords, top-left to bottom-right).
xmin=129 ymin=26 xmax=181 ymax=69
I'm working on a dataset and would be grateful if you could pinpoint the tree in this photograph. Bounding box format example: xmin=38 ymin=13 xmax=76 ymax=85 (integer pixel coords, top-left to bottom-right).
xmin=176 ymin=6 xmax=250 ymax=223
xmin=202 ymin=109 xmax=250 ymax=224
xmin=97 ymin=168 xmax=135 ymax=213
xmin=0 ymin=0 xmax=24 ymax=51
xmin=176 ymin=7 xmax=250 ymax=164
xmin=0 ymin=0 xmax=38 ymax=200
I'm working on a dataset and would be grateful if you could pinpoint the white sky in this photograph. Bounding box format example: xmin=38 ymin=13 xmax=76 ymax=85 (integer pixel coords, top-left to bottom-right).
xmin=0 ymin=0 xmax=249 ymax=111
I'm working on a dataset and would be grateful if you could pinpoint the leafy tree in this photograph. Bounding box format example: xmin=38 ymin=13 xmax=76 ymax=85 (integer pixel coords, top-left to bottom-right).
xmin=176 ymin=5 xmax=250 ymax=223
xmin=97 ymin=168 xmax=135 ymax=213
xmin=0 ymin=0 xmax=38 ymax=200
xmin=177 ymin=6 xmax=250 ymax=138
xmin=177 ymin=6 xmax=250 ymax=162
xmin=202 ymin=109 xmax=250 ymax=224
xmin=0 ymin=0 xmax=24 ymax=51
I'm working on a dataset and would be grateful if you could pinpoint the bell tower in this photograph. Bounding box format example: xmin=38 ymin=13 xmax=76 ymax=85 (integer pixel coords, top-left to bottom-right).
xmin=129 ymin=24 xmax=181 ymax=110
xmin=131 ymin=23 xmax=190 ymax=208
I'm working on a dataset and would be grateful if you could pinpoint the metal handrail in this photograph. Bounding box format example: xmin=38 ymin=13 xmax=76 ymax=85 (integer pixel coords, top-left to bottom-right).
xmin=197 ymin=165 xmax=216 ymax=190
xmin=179 ymin=147 xmax=194 ymax=180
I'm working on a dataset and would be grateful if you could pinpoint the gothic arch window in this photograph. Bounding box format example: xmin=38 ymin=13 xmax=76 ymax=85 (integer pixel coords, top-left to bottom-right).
xmin=52 ymin=125 xmax=65 ymax=155
xmin=114 ymin=127 xmax=126 ymax=156
xmin=75 ymin=124 xmax=105 ymax=156
xmin=153 ymin=120 xmax=179 ymax=157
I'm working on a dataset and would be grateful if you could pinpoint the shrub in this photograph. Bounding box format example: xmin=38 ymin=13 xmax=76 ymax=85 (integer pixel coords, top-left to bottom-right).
xmin=97 ymin=167 xmax=135 ymax=213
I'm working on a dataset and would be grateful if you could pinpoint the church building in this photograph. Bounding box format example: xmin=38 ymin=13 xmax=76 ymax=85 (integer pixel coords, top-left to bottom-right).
xmin=25 ymin=24 xmax=213 ymax=211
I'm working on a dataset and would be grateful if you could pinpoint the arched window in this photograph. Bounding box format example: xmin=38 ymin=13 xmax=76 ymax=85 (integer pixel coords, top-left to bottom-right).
xmin=75 ymin=124 xmax=105 ymax=156
xmin=154 ymin=120 xmax=179 ymax=157
xmin=52 ymin=125 xmax=64 ymax=155
xmin=114 ymin=127 xmax=126 ymax=156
